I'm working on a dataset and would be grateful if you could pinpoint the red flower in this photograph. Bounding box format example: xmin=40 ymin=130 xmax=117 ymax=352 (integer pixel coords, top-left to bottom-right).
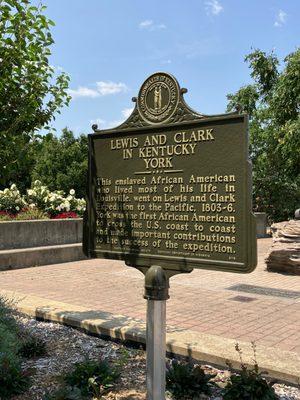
xmin=0 ymin=211 xmax=14 ymax=218
xmin=52 ymin=212 xmax=79 ymax=219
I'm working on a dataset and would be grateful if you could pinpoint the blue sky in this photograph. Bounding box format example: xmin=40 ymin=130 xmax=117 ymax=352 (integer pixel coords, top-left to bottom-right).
xmin=42 ymin=0 xmax=300 ymax=135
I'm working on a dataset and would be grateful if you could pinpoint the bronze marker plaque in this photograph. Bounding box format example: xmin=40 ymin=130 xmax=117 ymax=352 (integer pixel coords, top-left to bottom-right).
xmin=83 ymin=73 xmax=257 ymax=274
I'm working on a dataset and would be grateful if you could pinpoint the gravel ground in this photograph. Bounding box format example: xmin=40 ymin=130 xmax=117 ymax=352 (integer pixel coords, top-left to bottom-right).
xmin=12 ymin=316 xmax=300 ymax=400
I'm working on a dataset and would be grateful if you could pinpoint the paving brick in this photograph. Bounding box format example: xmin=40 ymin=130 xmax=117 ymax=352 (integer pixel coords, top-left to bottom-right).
xmin=0 ymin=238 xmax=299 ymax=355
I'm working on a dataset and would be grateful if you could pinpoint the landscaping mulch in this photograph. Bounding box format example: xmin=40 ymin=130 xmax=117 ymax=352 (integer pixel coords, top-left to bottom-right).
xmin=12 ymin=316 xmax=300 ymax=400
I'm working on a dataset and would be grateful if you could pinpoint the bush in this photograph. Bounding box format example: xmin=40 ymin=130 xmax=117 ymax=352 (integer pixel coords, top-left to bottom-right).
xmin=64 ymin=358 xmax=120 ymax=397
xmin=0 ymin=348 xmax=30 ymax=398
xmin=223 ymin=343 xmax=278 ymax=400
xmin=19 ymin=334 xmax=47 ymax=358
xmin=0 ymin=184 xmax=26 ymax=214
xmin=0 ymin=296 xmax=18 ymax=333
xmin=0 ymin=211 xmax=12 ymax=220
xmin=0 ymin=181 xmax=86 ymax=219
xmin=166 ymin=359 xmax=216 ymax=399
xmin=15 ymin=208 xmax=49 ymax=220
xmin=0 ymin=299 xmax=30 ymax=398
xmin=26 ymin=180 xmax=85 ymax=217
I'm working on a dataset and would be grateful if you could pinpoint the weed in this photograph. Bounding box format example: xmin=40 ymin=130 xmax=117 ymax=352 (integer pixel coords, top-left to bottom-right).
xmin=0 ymin=322 xmax=30 ymax=398
xmin=166 ymin=359 xmax=216 ymax=399
xmin=223 ymin=342 xmax=278 ymax=400
xmin=64 ymin=358 xmax=120 ymax=397
xmin=0 ymin=295 xmax=19 ymax=333
xmin=19 ymin=334 xmax=47 ymax=358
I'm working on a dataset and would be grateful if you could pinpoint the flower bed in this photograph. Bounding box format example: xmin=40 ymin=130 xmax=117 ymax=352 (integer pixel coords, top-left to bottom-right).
xmin=0 ymin=181 xmax=85 ymax=220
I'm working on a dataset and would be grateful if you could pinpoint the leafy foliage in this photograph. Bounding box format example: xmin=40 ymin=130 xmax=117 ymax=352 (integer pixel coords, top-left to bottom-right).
xmin=0 ymin=297 xmax=30 ymax=398
xmin=0 ymin=0 xmax=70 ymax=188
xmin=64 ymin=359 xmax=120 ymax=397
xmin=227 ymin=48 xmax=300 ymax=222
xmin=0 ymin=295 xmax=18 ymax=332
xmin=18 ymin=334 xmax=47 ymax=358
xmin=15 ymin=208 xmax=48 ymax=220
xmin=0 ymin=211 xmax=12 ymax=220
xmin=0 ymin=184 xmax=27 ymax=214
xmin=0 ymin=180 xmax=85 ymax=219
xmin=0 ymin=347 xmax=30 ymax=398
xmin=166 ymin=359 xmax=216 ymax=399
xmin=223 ymin=343 xmax=278 ymax=400
xmin=31 ymin=129 xmax=88 ymax=198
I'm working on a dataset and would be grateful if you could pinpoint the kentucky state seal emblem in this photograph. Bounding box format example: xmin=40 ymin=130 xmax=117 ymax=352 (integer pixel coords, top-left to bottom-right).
xmin=137 ymin=72 xmax=180 ymax=125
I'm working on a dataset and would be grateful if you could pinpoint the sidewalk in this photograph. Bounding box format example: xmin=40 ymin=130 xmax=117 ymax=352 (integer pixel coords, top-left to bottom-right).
xmin=0 ymin=238 xmax=299 ymax=382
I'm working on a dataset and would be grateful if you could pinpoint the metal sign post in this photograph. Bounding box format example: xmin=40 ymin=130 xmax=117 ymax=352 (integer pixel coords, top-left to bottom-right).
xmin=83 ymin=71 xmax=258 ymax=400
xmin=144 ymin=265 xmax=169 ymax=400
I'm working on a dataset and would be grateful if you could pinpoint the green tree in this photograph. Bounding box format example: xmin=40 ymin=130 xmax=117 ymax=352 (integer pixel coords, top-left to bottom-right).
xmin=31 ymin=128 xmax=88 ymax=198
xmin=227 ymin=48 xmax=300 ymax=222
xmin=0 ymin=0 xmax=70 ymax=188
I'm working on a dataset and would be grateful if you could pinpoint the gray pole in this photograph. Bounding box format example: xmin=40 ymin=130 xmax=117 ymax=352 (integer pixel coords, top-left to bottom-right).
xmin=146 ymin=299 xmax=166 ymax=399
xmin=144 ymin=265 xmax=169 ymax=400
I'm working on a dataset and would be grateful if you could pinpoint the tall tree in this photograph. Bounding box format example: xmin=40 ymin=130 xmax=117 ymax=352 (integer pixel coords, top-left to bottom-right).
xmin=31 ymin=129 xmax=88 ymax=198
xmin=227 ymin=49 xmax=300 ymax=222
xmin=0 ymin=0 xmax=70 ymax=188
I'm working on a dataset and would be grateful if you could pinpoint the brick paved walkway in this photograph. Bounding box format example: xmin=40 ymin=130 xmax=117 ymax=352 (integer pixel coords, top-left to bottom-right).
xmin=1 ymin=238 xmax=300 ymax=354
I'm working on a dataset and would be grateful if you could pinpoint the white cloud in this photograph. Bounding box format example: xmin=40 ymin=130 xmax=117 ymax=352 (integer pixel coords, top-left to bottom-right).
xmin=91 ymin=107 xmax=134 ymax=130
xmin=205 ymin=0 xmax=223 ymax=16
xmin=274 ymin=10 xmax=287 ymax=27
xmin=139 ymin=19 xmax=153 ymax=28
xmin=122 ymin=107 xmax=134 ymax=119
xmin=96 ymin=81 xmax=128 ymax=96
xmin=68 ymin=80 xmax=128 ymax=100
xmin=90 ymin=118 xmax=105 ymax=128
xmin=54 ymin=65 xmax=64 ymax=72
xmin=68 ymin=86 xmax=100 ymax=99
xmin=50 ymin=65 xmax=65 ymax=72
xmin=139 ymin=19 xmax=166 ymax=31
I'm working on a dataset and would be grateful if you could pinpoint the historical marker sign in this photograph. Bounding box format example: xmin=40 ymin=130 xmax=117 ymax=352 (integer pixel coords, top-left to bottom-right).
xmin=83 ymin=72 xmax=257 ymax=274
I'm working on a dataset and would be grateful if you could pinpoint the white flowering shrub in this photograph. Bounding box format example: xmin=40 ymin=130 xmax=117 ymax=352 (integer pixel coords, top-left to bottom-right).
xmin=26 ymin=180 xmax=50 ymax=211
xmin=0 ymin=182 xmax=86 ymax=219
xmin=0 ymin=184 xmax=27 ymax=214
xmin=25 ymin=181 xmax=86 ymax=217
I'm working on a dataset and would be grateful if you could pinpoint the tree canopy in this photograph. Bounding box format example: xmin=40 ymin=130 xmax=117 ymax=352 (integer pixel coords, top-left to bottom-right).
xmin=227 ymin=48 xmax=300 ymax=222
xmin=31 ymin=129 xmax=88 ymax=198
xmin=0 ymin=0 xmax=70 ymax=188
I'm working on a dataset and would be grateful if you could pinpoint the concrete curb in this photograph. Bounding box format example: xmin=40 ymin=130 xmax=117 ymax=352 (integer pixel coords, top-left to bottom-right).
xmin=1 ymin=289 xmax=299 ymax=385
xmin=0 ymin=243 xmax=86 ymax=271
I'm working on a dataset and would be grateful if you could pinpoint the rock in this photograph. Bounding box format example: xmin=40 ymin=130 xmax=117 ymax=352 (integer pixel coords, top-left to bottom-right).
xmin=265 ymin=220 xmax=300 ymax=275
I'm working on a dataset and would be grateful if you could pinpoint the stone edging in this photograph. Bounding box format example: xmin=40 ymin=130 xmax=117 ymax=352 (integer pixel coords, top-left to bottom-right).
xmin=1 ymin=289 xmax=299 ymax=385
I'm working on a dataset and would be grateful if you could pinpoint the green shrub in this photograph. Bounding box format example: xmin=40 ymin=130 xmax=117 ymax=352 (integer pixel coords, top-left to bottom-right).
xmin=0 ymin=184 xmax=26 ymax=214
xmin=64 ymin=358 xmax=120 ymax=397
xmin=15 ymin=208 xmax=49 ymax=220
xmin=19 ymin=334 xmax=47 ymax=358
xmin=0 ymin=324 xmax=30 ymax=398
xmin=0 ymin=212 xmax=12 ymax=221
xmin=0 ymin=296 xmax=19 ymax=335
xmin=0 ymin=351 xmax=30 ymax=398
xmin=0 ymin=296 xmax=30 ymax=398
xmin=166 ymin=359 xmax=216 ymax=399
xmin=223 ymin=343 xmax=278 ymax=400
xmin=0 ymin=323 xmax=20 ymax=357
